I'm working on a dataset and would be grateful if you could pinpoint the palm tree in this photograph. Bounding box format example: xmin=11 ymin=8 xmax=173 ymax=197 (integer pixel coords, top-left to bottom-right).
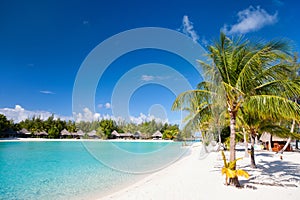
xmin=278 ymin=54 xmax=300 ymax=153
xmin=237 ymin=107 xmax=295 ymax=168
xmin=174 ymin=33 xmax=300 ymax=187
xmin=172 ymin=81 xmax=226 ymax=150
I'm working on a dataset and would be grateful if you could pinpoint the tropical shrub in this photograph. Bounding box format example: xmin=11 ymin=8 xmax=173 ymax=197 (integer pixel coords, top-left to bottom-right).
xmin=221 ymin=151 xmax=249 ymax=186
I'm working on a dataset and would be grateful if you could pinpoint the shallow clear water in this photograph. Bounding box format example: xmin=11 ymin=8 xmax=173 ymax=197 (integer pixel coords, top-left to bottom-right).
xmin=0 ymin=141 xmax=187 ymax=200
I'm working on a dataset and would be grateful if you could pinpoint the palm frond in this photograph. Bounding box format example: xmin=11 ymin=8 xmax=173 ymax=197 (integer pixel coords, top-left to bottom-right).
xmin=245 ymin=95 xmax=300 ymax=121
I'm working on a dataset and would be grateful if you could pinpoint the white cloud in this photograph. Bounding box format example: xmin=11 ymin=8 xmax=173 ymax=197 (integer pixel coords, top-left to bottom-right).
xmin=14 ymin=105 xmax=24 ymax=112
xmin=40 ymin=90 xmax=55 ymax=95
xmin=129 ymin=113 xmax=168 ymax=124
xmin=0 ymin=105 xmax=171 ymax=125
xmin=105 ymin=103 xmax=111 ymax=109
xmin=223 ymin=6 xmax=278 ymax=35
xmin=182 ymin=15 xmax=199 ymax=43
xmin=141 ymin=75 xmax=171 ymax=82
xmin=0 ymin=105 xmax=71 ymax=123
xmin=141 ymin=75 xmax=154 ymax=81
xmin=97 ymin=103 xmax=111 ymax=109
xmin=73 ymin=107 xmax=101 ymax=122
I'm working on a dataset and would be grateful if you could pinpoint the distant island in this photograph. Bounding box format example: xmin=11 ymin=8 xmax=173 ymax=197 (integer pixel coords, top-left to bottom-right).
xmin=0 ymin=113 xmax=191 ymax=140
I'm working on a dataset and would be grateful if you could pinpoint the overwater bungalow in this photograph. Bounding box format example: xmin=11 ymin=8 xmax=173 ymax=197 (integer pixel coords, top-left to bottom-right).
xmin=260 ymin=132 xmax=292 ymax=152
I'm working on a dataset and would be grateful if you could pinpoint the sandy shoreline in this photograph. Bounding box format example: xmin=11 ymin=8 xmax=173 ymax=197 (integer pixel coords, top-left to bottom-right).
xmin=101 ymin=143 xmax=300 ymax=200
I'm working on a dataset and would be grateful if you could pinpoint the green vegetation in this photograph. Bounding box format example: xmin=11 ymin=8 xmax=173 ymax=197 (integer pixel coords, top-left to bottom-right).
xmin=0 ymin=113 xmax=180 ymax=140
xmin=173 ymin=32 xmax=300 ymax=187
xmin=0 ymin=114 xmax=13 ymax=136
xmin=221 ymin=151 xmax=249 ymax=187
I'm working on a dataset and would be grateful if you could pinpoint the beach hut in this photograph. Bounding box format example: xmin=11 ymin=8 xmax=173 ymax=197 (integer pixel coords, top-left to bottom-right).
xmin=87 ymin=130 xmax=98 ymax=139
xmin=60 ymin=129 xmax=71 ymax=138
xmin=119 ymin=132 xmax=133 ymax=139
xmin=35 ymin=131 xmax=48 ymax=138
xmin=77 ymin=130 xmax=85 ymax=138
xmin=133 ymin=131 xmax=141 ymax=139
xmin=260 ymin=132 xmax=292 ymax=152
xmin=152 ymin=131 xmax=163 ymax=140
xmin=17 ymin=128 xmax=31 ymax=138
xmin=111 ymin=130 xmax=120 ymax=139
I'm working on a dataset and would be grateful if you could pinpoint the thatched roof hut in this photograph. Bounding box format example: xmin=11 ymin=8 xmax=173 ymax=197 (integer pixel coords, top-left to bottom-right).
xmin=77 ymin=130 xmax=85 ymax=136
xmin=134 ymin=131 xmax=148 ymax=139
xmin=35 ymin=131 xmax=48 ymax=136
xmin=119 ymin=133 xmax=133 ymax=137
xmin=152 ymin=131 xmax=163 ymax=139
xmin=17 ymin=128 xmax=31 ymax=135
xmin=133 ymin=131 xmax=141 ymax=139
xmin=87 ymin=130 xmax=96 ymax=137
xmin=61 ymin=129 xmax=71 ymax=136
xmin=260 ymin=132 xmax=291 ymax=152
xmin=111 ymin=130 xmax=120 ymax=137
xmin=260 ymin=132 xmax=288 ymax=142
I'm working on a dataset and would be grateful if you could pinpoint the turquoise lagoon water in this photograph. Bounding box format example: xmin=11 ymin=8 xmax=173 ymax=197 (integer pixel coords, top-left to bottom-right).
xmin=0 ymin=141 xmax=188 ymax=200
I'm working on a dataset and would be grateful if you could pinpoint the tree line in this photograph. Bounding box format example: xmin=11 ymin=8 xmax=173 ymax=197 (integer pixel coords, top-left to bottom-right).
xmin=0 ymin=114 xmax=185 ymax=140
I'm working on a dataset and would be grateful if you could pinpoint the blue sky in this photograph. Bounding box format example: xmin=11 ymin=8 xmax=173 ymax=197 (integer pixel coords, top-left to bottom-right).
xmin=0 ymin=0 xmax=300 ymax=124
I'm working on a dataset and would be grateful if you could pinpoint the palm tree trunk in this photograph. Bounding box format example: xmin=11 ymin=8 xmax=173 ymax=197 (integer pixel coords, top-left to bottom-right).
xmin=250 ymin=133 xmax=257 ymax=168
xmin=229 ymin=112 xmax=236 ymax=162
xmin=201 ymin=130 xmax=208 ymax=153
xmin=228 ymin=110 xmax=240 ymax=187
xmin=279 ymin=119 xmax=295 ymax=153
xmin=255 ymin=135 xmax=258 ymax=145
xmin=268 ymin=134 xmax=273 ymax=152
xmin=218 ymin=125 xmax=222 ymax=144
xmin=217 ymin=125 xmax=222 ymax=151
xmin=243 ymin=128 xmax=249 ymax=158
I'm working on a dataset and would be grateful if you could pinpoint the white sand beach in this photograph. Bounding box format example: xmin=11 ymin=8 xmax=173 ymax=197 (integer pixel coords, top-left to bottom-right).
xmin=101 ymin=143 xmax=300 ymax=200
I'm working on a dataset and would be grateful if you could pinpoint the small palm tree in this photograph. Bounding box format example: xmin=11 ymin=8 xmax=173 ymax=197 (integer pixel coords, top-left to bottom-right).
xmin=221 ymin=151 xmax=249 ymax=186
